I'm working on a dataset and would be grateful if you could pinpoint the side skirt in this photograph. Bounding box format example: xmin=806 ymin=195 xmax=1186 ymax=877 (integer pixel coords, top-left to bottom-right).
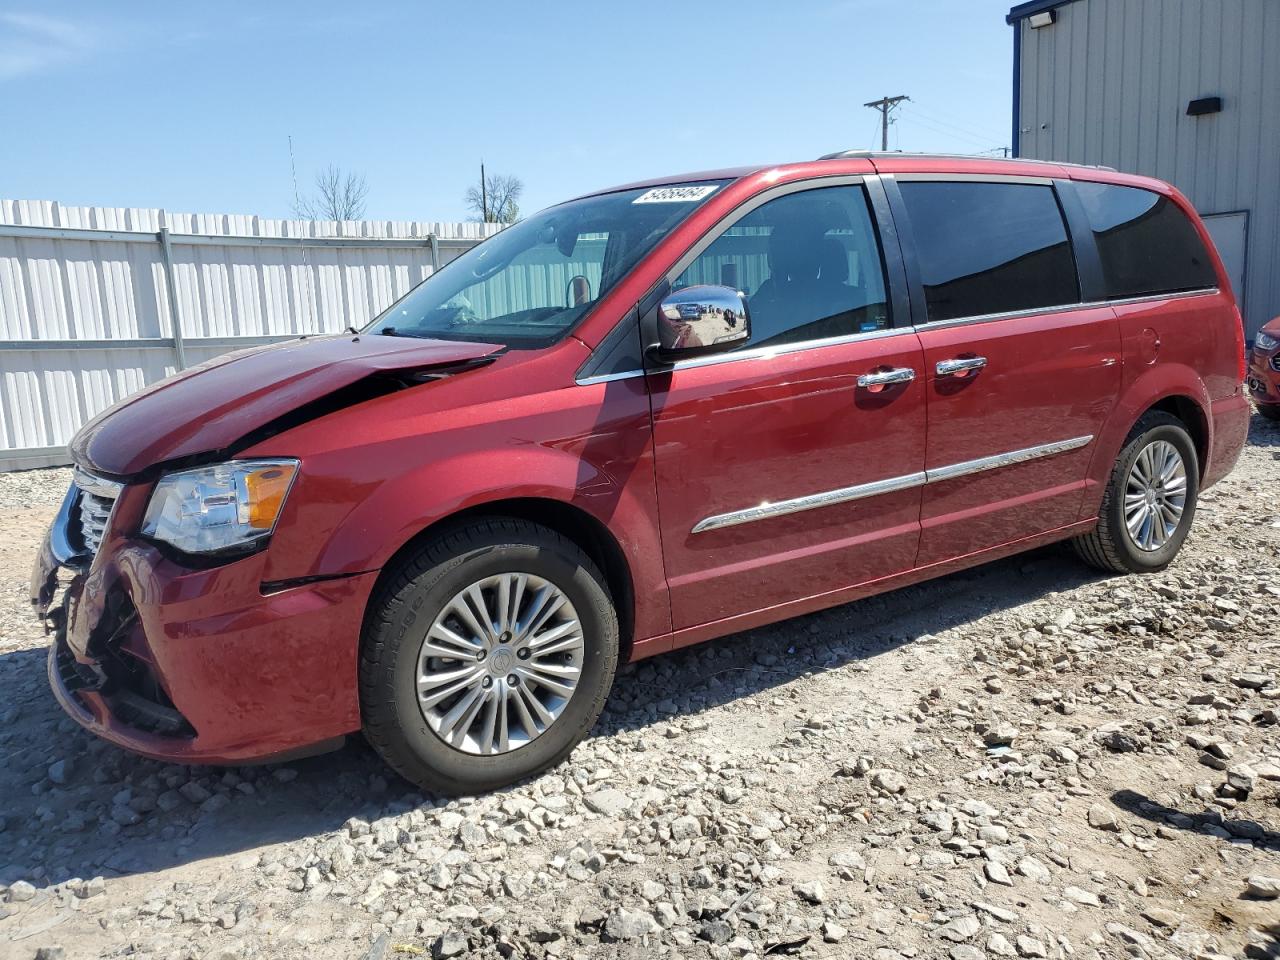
xmin=626 ymin=518 xmax=1097 ymax=661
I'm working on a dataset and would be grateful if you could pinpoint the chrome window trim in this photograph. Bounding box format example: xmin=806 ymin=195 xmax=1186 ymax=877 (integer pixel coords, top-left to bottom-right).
xmin=574 ymin=325 xmax=908 ymax=385
xmin=574 ymin=288 xmax=1220 ymax=385
xmin=691 ymin=434 xmax=1094 ymax=534
xmin=575 ymin=369 xmax=648 ymax=386
xmin=664 ymin=174 xmax=869 ymax=282
xmin=912 ymin=287 xmax=1220 ymax=332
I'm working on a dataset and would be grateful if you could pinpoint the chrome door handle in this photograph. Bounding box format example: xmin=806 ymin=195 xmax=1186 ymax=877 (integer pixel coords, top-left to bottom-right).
xmin=857 ymin=367 xmax=916 ymax=388
xmin=936 ymin=356 xmax=988 ymax=376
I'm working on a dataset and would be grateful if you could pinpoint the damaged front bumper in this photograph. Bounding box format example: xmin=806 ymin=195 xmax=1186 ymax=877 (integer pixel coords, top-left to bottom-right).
xmin=32 ymin=476 xmax=377 ymax=764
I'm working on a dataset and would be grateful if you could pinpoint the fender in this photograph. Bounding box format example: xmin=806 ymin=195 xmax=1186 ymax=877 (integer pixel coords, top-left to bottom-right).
xmin=244 ymin=366 xmax=672 ymax=645
xmin=1077 ymin=361 xmax=1211 ymax=521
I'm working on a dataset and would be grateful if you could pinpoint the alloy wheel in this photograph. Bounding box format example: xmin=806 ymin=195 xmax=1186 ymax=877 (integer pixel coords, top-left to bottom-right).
xmin=416 ymin=573 xmax=584 ymax=755
xmin=1123 ymin=439 xmax=1187 ymax=552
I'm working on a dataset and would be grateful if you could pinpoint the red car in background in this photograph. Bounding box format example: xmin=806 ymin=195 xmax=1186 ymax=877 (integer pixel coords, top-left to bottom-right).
xmin=32 ymin=152 xmax=1248 ymax=795
xmin=1247 ymin=317 xmax=1280 ymax=419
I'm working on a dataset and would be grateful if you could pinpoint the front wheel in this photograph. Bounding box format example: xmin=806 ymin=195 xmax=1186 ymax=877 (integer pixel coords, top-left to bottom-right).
xmin=360 ymin=518 xmax=618 ymax=795
xmin=1072 ymin=412 xmax=1199 ymax=574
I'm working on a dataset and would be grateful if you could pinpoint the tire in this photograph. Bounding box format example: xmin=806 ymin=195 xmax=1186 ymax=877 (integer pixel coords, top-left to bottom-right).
xmin=360 ymin=518 xmax=618 ymax=795
xmin=1256 ymin=403 xmax=1280 ymax=421
xmin=1072 ymin=412 xmax=1199 ymax=574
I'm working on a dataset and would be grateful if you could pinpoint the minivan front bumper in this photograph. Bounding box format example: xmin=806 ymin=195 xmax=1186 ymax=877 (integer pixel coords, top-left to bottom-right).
xmin=32 ymin=480 xmax=375 ymax=764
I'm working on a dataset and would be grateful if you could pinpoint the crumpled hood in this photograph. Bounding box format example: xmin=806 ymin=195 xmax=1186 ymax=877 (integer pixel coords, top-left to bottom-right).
xmin=71 ymin=334 xmax=504 ymax=477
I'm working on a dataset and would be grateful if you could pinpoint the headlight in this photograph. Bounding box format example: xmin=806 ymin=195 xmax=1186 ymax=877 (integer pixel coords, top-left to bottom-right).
xmin=1256 ymin=331 xmax=1279 ymax=351
xmin=141 ymin=459 xmax=299 ymax=555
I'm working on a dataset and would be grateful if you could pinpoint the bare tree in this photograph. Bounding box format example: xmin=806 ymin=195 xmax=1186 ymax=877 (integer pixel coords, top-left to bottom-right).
xmin=293 ymin=165 xmax=369 ymax=221
xmin=464 ymin=171 xmax=523 ymax=224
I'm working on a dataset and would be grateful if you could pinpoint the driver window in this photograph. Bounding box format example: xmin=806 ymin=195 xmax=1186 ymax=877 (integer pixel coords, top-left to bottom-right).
xmin=673 ymin=186 xmax=890 ymax=350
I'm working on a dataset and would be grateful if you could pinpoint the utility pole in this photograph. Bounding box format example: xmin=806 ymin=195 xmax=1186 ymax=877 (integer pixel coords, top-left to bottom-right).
xmin=480 ymin=160 xmax=488 ymax=222
xmin=863 ymin=95 xmax=909 ymax=151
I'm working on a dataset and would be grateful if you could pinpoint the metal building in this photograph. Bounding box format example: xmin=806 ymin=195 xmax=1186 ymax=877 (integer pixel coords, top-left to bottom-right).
xmin=1008 ymin=0 xmax=1280 ymax=339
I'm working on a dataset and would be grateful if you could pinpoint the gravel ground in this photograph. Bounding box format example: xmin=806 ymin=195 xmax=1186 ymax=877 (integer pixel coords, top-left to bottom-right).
xmin=1 ymin=425 xmax=1278 ymax=960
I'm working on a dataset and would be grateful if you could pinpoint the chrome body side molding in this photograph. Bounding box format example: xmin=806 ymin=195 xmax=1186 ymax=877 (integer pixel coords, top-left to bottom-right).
xmin=690 ymin=471 xmax=927 ymax=534
xmin=924 ymin=435 xmax=1094 ymax=484
xmin=691 ymin=435 xmax=1094 ymax=534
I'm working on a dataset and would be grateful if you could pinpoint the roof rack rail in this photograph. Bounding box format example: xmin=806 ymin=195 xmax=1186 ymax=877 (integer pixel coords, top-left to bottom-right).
xmin=818 ymin=150 xmax=1116 ymax=172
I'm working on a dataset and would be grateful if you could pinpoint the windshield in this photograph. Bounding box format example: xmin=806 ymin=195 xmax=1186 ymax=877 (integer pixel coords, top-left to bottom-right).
xmin=365 ymin=181 xmax=728 ymax=346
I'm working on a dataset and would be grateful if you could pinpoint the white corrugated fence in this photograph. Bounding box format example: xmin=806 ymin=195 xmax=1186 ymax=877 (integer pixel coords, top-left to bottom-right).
xmin=0 ymin=199 xmax=500 ymax=470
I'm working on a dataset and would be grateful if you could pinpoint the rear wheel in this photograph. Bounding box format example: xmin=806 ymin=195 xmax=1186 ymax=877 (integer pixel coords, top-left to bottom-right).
xmin=1072 ymin=412 xmax=1199 ymax=574
xmin=360 ymin=518 xmax=618 ymax=795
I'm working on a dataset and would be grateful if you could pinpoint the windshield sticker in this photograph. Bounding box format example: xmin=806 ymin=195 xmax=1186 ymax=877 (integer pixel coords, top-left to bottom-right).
xmin=633 ymin=185 xmax=719 ymax=204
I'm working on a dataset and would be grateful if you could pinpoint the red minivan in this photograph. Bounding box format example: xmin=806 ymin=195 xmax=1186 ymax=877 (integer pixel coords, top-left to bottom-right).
xmin=32 ymin=153 xmax=1248 ymax=794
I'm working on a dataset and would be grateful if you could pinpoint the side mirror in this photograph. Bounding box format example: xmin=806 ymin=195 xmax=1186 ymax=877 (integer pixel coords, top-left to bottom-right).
xmin=651 ymin=285 xmax=751 ymax=362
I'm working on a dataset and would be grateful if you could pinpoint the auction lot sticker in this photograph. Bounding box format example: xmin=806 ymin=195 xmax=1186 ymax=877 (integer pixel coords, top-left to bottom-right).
xmin=633 ymin=185 xmax=719 ymax=203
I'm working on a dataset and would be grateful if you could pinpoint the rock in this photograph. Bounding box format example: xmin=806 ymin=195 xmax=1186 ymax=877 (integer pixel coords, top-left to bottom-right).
xmin=1232 ymin=673 xmax=1272 ymax=690
xmin=1097 ymin=729 xmax=1140 ymax=753
xmin=669 ymin=815 xmax=701 ymax=841
xmin=76 ymin=877 xmax=106 ymax=899
xmin=987 ymin=933 xmax=1017 ymax=956
xmin=179 ymin=781 xmax=212 ymax=804
xmin=1245 ymin=875 xmax=1280 ymax=899
xmin=430 ymin=930 xmax=468 ymax=959
xmin=1087 ymin=804 xmax=1119 ymax=831
xmin=1016 ymin=935 xmax=1047 ymax=958
xmin=698 ymin=918 xmax=733 ymax=944
xmin=34 ymin=949 xmax=65 ymax=960
xmin=7 ymin=880 xmax=36 ymax=902
xmin=1226 ymin=764 xmax=1257 ymax=795
xmin=1017 ymin=857 xmax=1051 ymax=883
xmin=938 ymin=915 xmax=981 ymax=942
xmin=951 ymin=948 xmax=985 ymax=960
xmin=793 ymin=880 xmax=824 ymax=904
xmin=47 ymin=759 xmax=72 ymax=785
xmin=1142 ymin=907 xmax=1184 ymax=928
xmin=584 ymin=788 xmax=631 ymax=817
xmin=985 ymin=861 xmax=1014 ymax=886
xmin=1064 ymin=885 xmax=1100 ymax=907
xmin=426 ymin=862 xmax=452 ymax=890
xmin=983 ymin=723 xmax=1018 ymax=747
xmin=605 ymin=906 xmax=661 ymax=941
xmin=870 ymin=769 xmax=906 ymax=794
xmin=822 ymin=921 xmax=847 ymax=943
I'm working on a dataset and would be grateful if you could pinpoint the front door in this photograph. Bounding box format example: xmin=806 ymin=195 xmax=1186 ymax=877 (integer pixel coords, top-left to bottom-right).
xmin=647 ymin=181 xmax=927 ymax=631
xmin=889 ymin=176 xmax=1122 ymax=566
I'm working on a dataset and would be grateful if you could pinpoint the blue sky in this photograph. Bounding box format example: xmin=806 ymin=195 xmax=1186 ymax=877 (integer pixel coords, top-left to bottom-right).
xmin=0 ymin=1 xmax=1017 ymax=223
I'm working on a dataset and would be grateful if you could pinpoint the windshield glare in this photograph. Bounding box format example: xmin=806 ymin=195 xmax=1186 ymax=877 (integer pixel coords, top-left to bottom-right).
xmin=365 ymin=181 xmax=727 ymax=347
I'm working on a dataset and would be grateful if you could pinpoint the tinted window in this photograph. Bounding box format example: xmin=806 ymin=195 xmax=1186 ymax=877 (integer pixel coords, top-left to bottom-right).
xmin=1074 ymin=182 xmax=1217 ymax=299
xmin=674 ymin=186 xmax=890 ymax=349
xmin=898 ymin=181 xmax=1079 ymax=322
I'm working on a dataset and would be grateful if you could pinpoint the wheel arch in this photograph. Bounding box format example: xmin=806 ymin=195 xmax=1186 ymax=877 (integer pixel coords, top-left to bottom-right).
xmin=1144 ymin=394 xmax=1209 ymax=480
xmin=366 ymin=496 xmax=637 ymax=660
xmin=1081 ymin=366 xmax=1214 ymax=521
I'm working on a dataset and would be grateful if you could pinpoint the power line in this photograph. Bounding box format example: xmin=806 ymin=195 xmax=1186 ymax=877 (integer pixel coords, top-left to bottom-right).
xmin=863 ymin=95 xmax=909 ymax=152
xmin=900 ymin=104 xmax=1006 ymax=148
xmin=899 ymin=108 xmax=1003 ymax=151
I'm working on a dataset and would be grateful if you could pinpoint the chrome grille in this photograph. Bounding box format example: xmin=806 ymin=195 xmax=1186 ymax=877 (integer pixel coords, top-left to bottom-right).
xmin=1271 ymin=354 xmax=1280 ymax=373
xmin=73 ymin=468 xmax=122 ymax=556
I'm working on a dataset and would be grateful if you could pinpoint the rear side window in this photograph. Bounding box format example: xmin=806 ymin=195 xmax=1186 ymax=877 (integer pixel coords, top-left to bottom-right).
xmin=898 ymin=181 xmax=1080 ymax=322
xmin=1074 ymin=182 xmax=1217 ymax=299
